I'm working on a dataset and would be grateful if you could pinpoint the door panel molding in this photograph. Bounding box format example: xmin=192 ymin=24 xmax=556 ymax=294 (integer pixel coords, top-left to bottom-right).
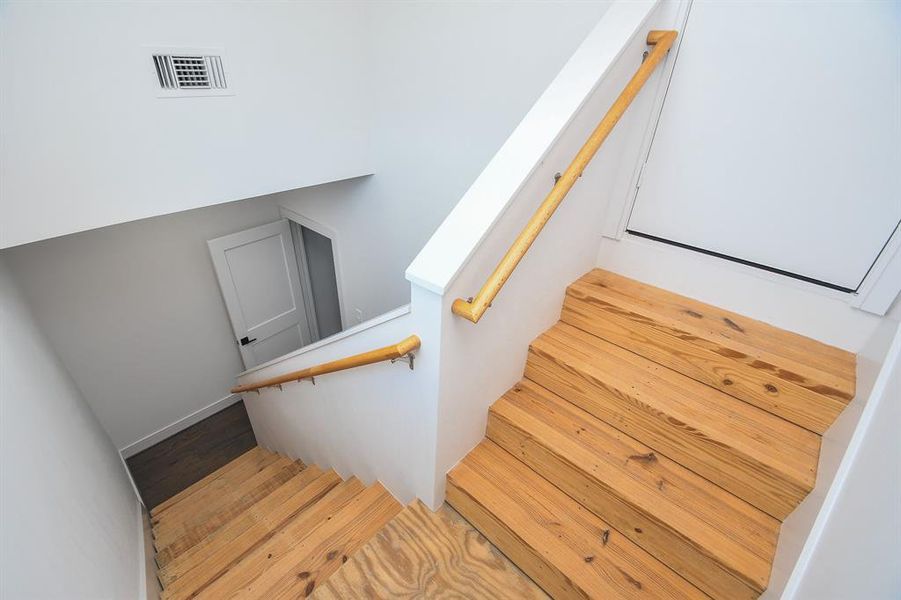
xmin=208 ymin=219 xmax=312 ymax=369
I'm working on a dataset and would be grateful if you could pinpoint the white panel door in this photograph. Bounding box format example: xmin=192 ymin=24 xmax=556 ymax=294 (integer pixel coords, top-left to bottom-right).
xmin=627 ymin=2 xmax=901 ymax=291
xmin=208 ymin=220 xmax=312 ymax=369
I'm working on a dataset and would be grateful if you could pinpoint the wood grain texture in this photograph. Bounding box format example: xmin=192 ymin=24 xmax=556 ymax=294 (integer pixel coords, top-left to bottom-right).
xmin=250 ymin=483 xmax=402 ymax=599
xmin=563 ymin=273 xmax=854 ymax=433
xmin=157 ymin=465 xmax=329 ymax=580
xmin=447 ymin=440 xmax=707 ymax=599
xmin=232 ymin=335 xmax=421 ymax=393
xmin=160 ymin=469 xmax=342 ymax=598
xmin=563 ymin=291 xmax=847 ymax=435
xmin=152 ymin=447 xmax=279 ymax=527
xmin=313 ymin=501 xmax=548 ymax=599
xmin=186 ymin=478 xmax=366 ymax=599
xmin=153 ymin=455 xmax=292 ymax=535
xmin=488 ymin=380 xmax=778 ymax=599
xmin=154 ymin=458 xmax=304 ymax=552
xmin=527 ymin=322 xmax=818 ymax=519
xmin=579 ymin=270 xmax=855 ymax=381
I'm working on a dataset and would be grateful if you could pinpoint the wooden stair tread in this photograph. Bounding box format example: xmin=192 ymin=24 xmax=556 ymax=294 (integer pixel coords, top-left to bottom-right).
xmin=154 ymin=457 xmax=304 ymax=552
xmin=578 ymin=269 xmax=855 ymax=383
xmin=151 ymin=446 xmax=274 ymax=516
xmin=447 ymin=440 xmax=707 ymax=599
xmin=314 ymin=500 xmax=548 ymax=599
xmin=183 ymin=477 xmax=367 ymax=599
xmin=488 ymin=379 xmax=778 ymax=598
xmin=195 ymin=481 xmax=401 ymax=599
xmin=240 ymin=483 xmax=403 ymax=599
xmin=160 ymin=468 xmax=342 ymax=598
xmin=152 ymin=450 xmax=285 ymax=536
xmin=153 ymin=455 xmax=292 ymax=536
xmin=563 ymin=282 xmax=849 ymax=434
xmin=157 ymin=465 xmax=326 ymax=574
xmin=529 ymin=322 xmax=818 ymax=519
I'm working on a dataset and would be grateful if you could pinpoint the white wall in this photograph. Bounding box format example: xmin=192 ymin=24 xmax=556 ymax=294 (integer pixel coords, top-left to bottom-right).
xmin=2 ymin=196 xmax=283 ymax=453
xmin=274 ymin=0 xmax=611 ymax=322
xmin=1 ymin=0 xmax=611 ymax=455
xmin=0 ymin=1 xmax=372 ymax=249
xmin=241 ymin=300 xmax=442 ymax=507
xmin=0 ymin=257 xmax=143 ymax=599
xmin=592 ymin=1 xmax=900 ymax=345
xmin=624 ymin=2 xmax=900 ymax=292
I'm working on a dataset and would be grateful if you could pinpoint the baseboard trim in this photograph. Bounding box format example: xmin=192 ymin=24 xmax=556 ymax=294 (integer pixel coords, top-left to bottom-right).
xmin=119 ymin=393 xmax=242 ymax=458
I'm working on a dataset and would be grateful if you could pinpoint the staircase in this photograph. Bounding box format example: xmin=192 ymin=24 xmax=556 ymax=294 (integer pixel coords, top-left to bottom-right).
xmin=151 ymin=268 xmax=856 ymax=599
xmin=152 ymin=446 xmax=540 ymax=598
xmin=152 ymin=446 xmax=403 ymax=599
xmin=447 ymin=269 xmax=856 ymax=599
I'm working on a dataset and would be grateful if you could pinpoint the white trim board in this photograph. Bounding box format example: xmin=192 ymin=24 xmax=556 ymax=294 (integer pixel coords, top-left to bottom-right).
xmin=118 ymin=393 xmax=242 ymax=458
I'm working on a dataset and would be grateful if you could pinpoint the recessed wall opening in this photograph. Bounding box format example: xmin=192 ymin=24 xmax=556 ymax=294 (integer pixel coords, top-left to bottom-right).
xmin=290 ymin=221 xmax=343 ymax=341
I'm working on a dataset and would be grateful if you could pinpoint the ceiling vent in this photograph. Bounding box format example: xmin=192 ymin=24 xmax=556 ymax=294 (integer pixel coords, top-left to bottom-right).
xmin=149 ymin=47 xmax=234 ymax=98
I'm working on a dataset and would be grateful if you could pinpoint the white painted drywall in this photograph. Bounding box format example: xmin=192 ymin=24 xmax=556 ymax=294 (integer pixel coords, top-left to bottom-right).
xmin=626 ymin=2 xmax=901 ymax=291
xmin=2 ymin=196 xmax=283 ymax=453
xmin=0 ymin=1 xmax=371 ymax=249
xmin=2 ymin=0 xmax=611 ymax=456
xmin=0 ymin=257 xmax=142 ymax=599
xmin=275 ymin=0 xmax=612 ymax=322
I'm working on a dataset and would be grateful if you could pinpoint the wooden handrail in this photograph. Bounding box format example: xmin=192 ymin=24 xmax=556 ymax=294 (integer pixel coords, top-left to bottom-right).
xmin=231 ymin=335 xmax=421 ymax=394
xmin=452 ymin=30 xmax=678 ymax=323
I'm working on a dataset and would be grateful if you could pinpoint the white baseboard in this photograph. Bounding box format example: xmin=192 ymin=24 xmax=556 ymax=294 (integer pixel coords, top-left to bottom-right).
xmin=119 ymin=393 xmax=242 ymax=458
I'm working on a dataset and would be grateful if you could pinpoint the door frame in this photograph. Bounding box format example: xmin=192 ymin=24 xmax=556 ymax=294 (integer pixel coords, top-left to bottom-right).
xmin=278 ymin=206 xmax=350 ymax=330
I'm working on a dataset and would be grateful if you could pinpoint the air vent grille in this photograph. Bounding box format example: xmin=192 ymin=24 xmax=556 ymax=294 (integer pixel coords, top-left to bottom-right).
xmin=152 ymin=52 xmax=229 ymax=96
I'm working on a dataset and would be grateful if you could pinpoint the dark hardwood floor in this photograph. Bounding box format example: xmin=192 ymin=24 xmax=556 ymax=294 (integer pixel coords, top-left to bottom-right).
xmin=126 ymin=400 xmax=256 ymax=510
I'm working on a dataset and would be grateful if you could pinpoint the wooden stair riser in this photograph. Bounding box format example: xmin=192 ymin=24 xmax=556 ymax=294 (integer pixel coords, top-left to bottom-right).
xmin=527 ymin=329 xmax=816 ymax=519
xmin=487 ymin=383 xmax=777 ymax=598
xmin=158 ymin=467 xmax=335 ymax=587
xmin=447 ymin=441 xmax=707 ymax=599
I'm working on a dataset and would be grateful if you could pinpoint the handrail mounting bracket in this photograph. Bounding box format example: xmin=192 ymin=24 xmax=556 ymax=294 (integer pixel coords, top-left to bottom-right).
xmin=391 ymin=352 xmax=416 ymax=370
